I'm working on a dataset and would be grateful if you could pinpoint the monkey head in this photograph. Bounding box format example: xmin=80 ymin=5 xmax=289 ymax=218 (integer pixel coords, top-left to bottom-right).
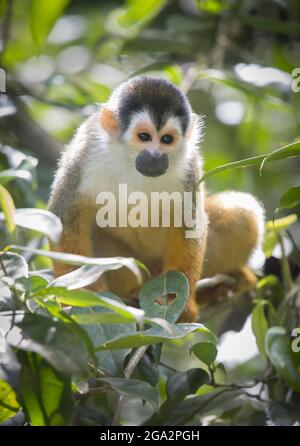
xmin=100 ymin=76 xmax=201 ymax=178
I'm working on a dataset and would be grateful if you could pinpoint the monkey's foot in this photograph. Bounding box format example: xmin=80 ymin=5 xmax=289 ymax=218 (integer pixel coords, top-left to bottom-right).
xmin=230 ymin=267 xmax=257 ymax=294
xmin=196 ymin=267 xmax=257 ymax=308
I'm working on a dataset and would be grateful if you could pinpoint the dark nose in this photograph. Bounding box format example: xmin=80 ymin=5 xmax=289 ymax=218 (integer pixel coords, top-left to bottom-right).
xmin=135 ymin=150 xmax=169 ymax=177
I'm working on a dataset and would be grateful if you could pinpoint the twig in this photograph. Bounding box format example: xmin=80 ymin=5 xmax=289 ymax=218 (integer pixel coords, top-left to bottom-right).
xmin=0 ymin=253 xmax=8 ymax=276
xmin=159 ymin=361 xmax=178 ymax=373
xmin=113 ymin=345 xmax=148 ymax=426
xmin=0 ymin=0 xmax=14 ymax=57
xmin=124 ymin=346 xmax=149 ymax=379
xmin=278 ymin=233 xmax=293 ymax=291
xmin=88 ymin=361 xmax=106 ymax=378
xmin=210 ymin=14 xmax=230 ymax=69
xmin=75 ymin=384 xmax=110 ymax=401
xmin=179 ymin=66 xmax=199 ymax=95
xmin=213 ymin=380 xmax=268 ymax=403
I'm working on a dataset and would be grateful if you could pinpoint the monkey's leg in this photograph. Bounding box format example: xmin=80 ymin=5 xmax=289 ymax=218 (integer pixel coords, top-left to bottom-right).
xmin=163 ymin=228 xmax=207 ymax=322
xmin=198 ymin=191 xmax=265 ymax=306
xmin=51 ymin=198 xmax=108 ymax=292
xmin=93 ymin=229 xmax=144 ymax=301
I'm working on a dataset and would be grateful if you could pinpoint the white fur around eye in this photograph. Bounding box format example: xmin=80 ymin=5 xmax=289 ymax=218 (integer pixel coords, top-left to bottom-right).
xmin=161 ymin=116 xmax=182 ymax=135
xmin=122 ymin=111 xmax=154 ymax=143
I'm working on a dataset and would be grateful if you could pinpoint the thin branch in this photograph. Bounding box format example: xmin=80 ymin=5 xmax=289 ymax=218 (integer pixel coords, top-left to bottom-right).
xmin=88 ymin=361 xmax=106 ymax=378
xmin=278 ymin=233 xmax=293 ymax=291
xmin=124 ymin=345 xmax=149 ymax=379
xmin=113 ymin=345 xmax=149 ymax=426
xmin=75 ymin=385 xmax=110 ymax=400
xmin=0 ymin=0 xmax=14 ymax=57
xmin=0 ymin=253 xmax=8 ymax=276
xmin=159 ymin=361 xmax=178 ymax=373
xmin=179 ymin=66 xmax=199 ymax=95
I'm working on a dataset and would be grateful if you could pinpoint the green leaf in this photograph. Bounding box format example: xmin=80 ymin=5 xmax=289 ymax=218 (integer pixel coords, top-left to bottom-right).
xmin=71 ymin=304 xmax=136 ymax=376
xmin=278 ymin=186 xmax=300 ymax=211
xmin=25 ymin=274 xmax=49 ymax=293
xmin=0 ymin=185 xmax=15 ymax=233
xmin=13 ymin=209 xmax=62 ymax=244
xmin=98 ymin=377 xmax=159 ymax=410
xmin=37 ymin=287 xmax=145 ymax=325
xmin=260 ymin=141 xmax=300 ymax=174
xmin=146 ymin=388 xmax=241 ymax=425
xmin=0 ymin=252 xmax=28 ymax=311
xmin=148 ymin=368 xmax=209 ymax=425
xmin=139 ymin=272 xmax=189 ymax=323
xmin=267 ymin=401 xmax=300 ymax=426
xmin=11 ymin=246 xmax=143 ymax=284
xmin=191 ymin=341 xmax=218 ymax=366
xmin=195 ymin=0 xmax=230 ymax=14
xmin=50 ymin=264 xmax=124 ymax=290
xmin=252 ymin=301 xmax=269 ymax=357
xmin=0 ymin=169 xmax=32 ymax=186
xmin=201 ymin=140 xmax=300 ymax=183
xmin=71 ymin=311 xmax=171 ymax=333
xmin=167 ymin=389 xmax=242 ymax=425
xmin=265 ymin=327 xmax=300 ymax=393
xmin=17 ymin=351 xmax=74 ymax=426
xmin=263 ymin=231 xmax=278 ymax=257
xmin=17 ymin=314 xmax=92 ymax=376
xmin=96 ymin=323 xmax=213 ymax=350
xmin=257 ymin=275 xmax=279 ymax=290
xmin=71 ymin=311 xmax=135 ymax=325
xmin=166 ymin=369 xmax=209 ymax=399
xmin=0 ymin=252 xmax=28 ymax=281
xmin=108 ymin=0 xmax=167 ymax=38
xmin=266 ymin=214 xmax=297 ymax=232
xmin=30 ymin=0 xmax=70 ymax=49
xmin=0 ymin=380 xmax=20 ymax=423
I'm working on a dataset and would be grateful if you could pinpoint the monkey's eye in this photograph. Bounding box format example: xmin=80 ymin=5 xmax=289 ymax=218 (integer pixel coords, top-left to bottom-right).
xmin=161 ymin=134 xmax=174 ymax=145
xmin=138 ymin=132 xmax=152 ymax=142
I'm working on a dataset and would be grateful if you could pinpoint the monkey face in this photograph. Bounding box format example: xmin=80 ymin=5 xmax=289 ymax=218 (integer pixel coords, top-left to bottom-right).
xmin=100 ymin=78 xmax=202 ymax=179
xmin=123 ymin=111 xmax=184 ymax=177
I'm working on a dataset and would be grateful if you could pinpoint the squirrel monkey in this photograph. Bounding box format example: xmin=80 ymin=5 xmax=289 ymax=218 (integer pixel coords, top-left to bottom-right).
xmin=48 ymin=76 xmax=264 ymax=322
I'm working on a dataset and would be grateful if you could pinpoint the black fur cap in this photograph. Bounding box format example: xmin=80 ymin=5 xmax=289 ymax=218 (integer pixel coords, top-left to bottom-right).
xmin=117 ymin=76 xmax=191 ymax=134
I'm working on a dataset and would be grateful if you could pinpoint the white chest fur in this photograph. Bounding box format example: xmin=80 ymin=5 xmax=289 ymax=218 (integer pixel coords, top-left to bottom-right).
xmin=75 ymin=123 xmax=204 ymax=259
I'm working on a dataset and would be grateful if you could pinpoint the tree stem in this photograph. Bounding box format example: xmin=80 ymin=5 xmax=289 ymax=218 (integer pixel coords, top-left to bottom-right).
xmin=112 ymin=345 xmax=149 ymax=426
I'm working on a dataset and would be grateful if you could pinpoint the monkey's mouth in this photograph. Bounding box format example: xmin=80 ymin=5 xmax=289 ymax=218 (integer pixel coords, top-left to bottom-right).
xmin=135 ymin=150 xmax=169 ymax=177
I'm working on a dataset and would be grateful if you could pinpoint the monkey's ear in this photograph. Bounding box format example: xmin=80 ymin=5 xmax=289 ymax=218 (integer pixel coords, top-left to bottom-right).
xmin=186 ymin=113 xmax=204 ymax=140
xmin=100 ymin=105 xmax=119 ymax=136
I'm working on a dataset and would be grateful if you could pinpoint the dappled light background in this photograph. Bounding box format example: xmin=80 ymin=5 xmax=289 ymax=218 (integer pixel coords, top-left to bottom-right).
xmin=1 ymin=0 xmax=299 ymax=214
